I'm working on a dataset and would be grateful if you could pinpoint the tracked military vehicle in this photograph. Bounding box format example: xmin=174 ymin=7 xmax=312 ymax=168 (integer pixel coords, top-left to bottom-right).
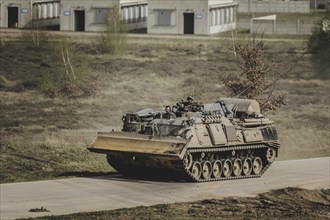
xmin=88 ymin=97 xmax=279 ymax=182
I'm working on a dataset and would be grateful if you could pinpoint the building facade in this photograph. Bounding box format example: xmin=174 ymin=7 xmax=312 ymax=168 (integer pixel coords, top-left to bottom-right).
xmin=59 ymin=0 xmax=119 ymax=32
xmin=59 ymin=0 xmax=147 ymax=32
xmin=1 ymin=0 xmax=237 ymax=34
xmin=147 ymin=0 xmax=238 ymax=35
xmin=0 ymin=0 xmax=147 ymax=31
xmin=0 ymin=0 xmax=35 ymax=28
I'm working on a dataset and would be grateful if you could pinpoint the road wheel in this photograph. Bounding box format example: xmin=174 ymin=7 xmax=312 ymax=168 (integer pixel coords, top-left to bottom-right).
xmin=232 ymin=158 xmax=242 ymax=176
xmin=266 ymin=148 xmax=276 ymax=163
xmin=252 ymin=157 xmax=263 ymax=175
xmin=202 ymin=161 xmax=212 ymax=180
xmin=222 ymin=159 xmax=232 ymax=177
xmin=191 ymin=162 xmax=202 ymax=180
xmin=242 ymin=158 xmax=252 ymax=176
xmin=183 ymin=153 xmax=193 ymax=170
xmin=212 ymin=160 xmax=222 ymax=178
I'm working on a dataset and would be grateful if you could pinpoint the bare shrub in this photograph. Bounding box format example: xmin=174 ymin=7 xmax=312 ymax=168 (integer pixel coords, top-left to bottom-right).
xmin=21 ymin=20 xmax=50 ymax=49
xmin=40 ymin=38 xmax=97 ymax=98
xmin=306 ymin=12 xmax=330 ymax=79
xmin=97 ymin=5 xmax=127 ymax=55
xmin=224 ymin=40 xmax=288 ymax=111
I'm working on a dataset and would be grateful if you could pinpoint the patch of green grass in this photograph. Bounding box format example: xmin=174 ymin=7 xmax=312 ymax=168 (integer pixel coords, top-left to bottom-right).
xmin=0 ymin=75 xmax=17 ymax=89
xmin=0 ymin=138 xmax=113 ymax=183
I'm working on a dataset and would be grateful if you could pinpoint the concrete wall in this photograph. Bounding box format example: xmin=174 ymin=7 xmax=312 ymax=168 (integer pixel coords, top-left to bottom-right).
xmin=210 ymin=23 xmax=237 ymax=34
xmin=0 ymin=0 xmax=32 ymax=28
xmin=275 ymin=19 xmax=317 ymax=35
xmin=237 ymin=0 xmax=310 ymax=13
xmin=238 ymin=17 xmax=317 ymax=34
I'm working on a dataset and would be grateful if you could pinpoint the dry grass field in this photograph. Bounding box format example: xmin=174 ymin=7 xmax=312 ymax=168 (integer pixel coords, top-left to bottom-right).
xmin=0 ymin=33 xmax=329 ymax=184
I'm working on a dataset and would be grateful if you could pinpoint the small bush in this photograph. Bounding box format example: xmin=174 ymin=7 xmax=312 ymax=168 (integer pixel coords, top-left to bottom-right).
xmin=21 ymin=20 xmax=50 ymax=49
xmin=306 ymin=12 xmax=330 ymax=79
xmin=224 ymin=40 xmax=288 ymax=111
xmin=97 ymin=5 xmax=127 ymax=55
xmin=40 ymin=38 xmax=97 ymax=98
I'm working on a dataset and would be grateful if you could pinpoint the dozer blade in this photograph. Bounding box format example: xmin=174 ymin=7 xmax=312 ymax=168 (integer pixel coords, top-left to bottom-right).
xmin=88 ymin=131 xmax=187 ymax=157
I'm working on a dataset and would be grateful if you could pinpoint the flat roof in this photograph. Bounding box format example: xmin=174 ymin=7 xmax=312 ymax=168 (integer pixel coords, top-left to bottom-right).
xmin=210 ymin=2 xmax=238 ymax=8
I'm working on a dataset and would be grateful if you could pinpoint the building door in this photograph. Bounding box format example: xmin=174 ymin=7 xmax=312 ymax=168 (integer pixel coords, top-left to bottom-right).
xmin=8 ymin=7 xmax=18 ymax=28
xmin=184 ymin=13 xmax=194 ymax=34
xmin=74 ymin=10 xmax=85 ymax=31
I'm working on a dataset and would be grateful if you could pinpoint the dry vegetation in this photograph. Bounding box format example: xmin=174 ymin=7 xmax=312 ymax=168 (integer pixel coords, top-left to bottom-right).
xmin=22 ymin=187 xmax=330 ymax=220
xmin=0 ymin=33 xmax=329 ymax=183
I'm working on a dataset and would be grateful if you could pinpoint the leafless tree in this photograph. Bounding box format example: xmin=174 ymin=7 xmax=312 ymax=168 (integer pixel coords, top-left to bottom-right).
xmin=41 ymin=38 xmax=97 ymax=98
xmin=224 ymin=39 xmax=288 ymax=111
xmin=98 ymin=5 xmax=127 ymax=54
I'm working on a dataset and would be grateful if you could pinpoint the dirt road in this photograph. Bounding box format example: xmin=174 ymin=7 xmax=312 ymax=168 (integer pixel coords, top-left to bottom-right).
xmin=0 ymin=157 xmax=329 ymax=220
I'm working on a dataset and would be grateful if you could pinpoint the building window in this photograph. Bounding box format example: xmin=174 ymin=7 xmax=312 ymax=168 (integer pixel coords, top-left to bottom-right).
xmin=95 ymin=8 xmax=108 ymax=24
xmin=211 ymin=7 xmax=237 ymax=26
xmin=121 ymin=4 xmax=147 ymax=24
xmin=229 ymin=7 xmax=233 ymax=23
xmin=157 ymin=10 xmax=171 ymax=26
xmin=233 ymin=7 xmax=236 ymax=22
xmin=216 ymin=9 xmax=220 ymax=25
xmin=132 ymin=6 xmax=136 ymax=22
xmin=143 ymin=5 xmax=148 ymax=20
xmin=223 ymin=8 xmax=228 ymax=24
xmin=210 ymin=9 xmax=215 ymax=26
xmin=121 ymin=7 xmax=127 ymax=22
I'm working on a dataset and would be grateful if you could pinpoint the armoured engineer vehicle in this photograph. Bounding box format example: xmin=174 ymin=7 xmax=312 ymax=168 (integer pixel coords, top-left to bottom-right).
xmin=88 ymin=97 xmax=280 ymax=182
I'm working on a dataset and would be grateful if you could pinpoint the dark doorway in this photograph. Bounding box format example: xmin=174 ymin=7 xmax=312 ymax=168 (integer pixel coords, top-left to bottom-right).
xmin=184 ymin=13 xmax=194 ymax=34
xmin=8 ymin=7 xmax=19 ymax=28
xmin=74 ymin=10 xmax=85 ymax=31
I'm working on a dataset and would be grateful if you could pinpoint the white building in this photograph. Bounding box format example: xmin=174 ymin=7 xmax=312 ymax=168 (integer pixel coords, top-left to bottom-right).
xmin=147 ymin=0 xmax=238 ymax=35
xmin=1 ymin=0 xmax=238 ymax=34
xmin=0 ymin=0 xmax=147 ymax=31
xmin=60 ymin=0 xmax=147 ymax=32
xmin=0 ymin=0 xmax=59 ymax=29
